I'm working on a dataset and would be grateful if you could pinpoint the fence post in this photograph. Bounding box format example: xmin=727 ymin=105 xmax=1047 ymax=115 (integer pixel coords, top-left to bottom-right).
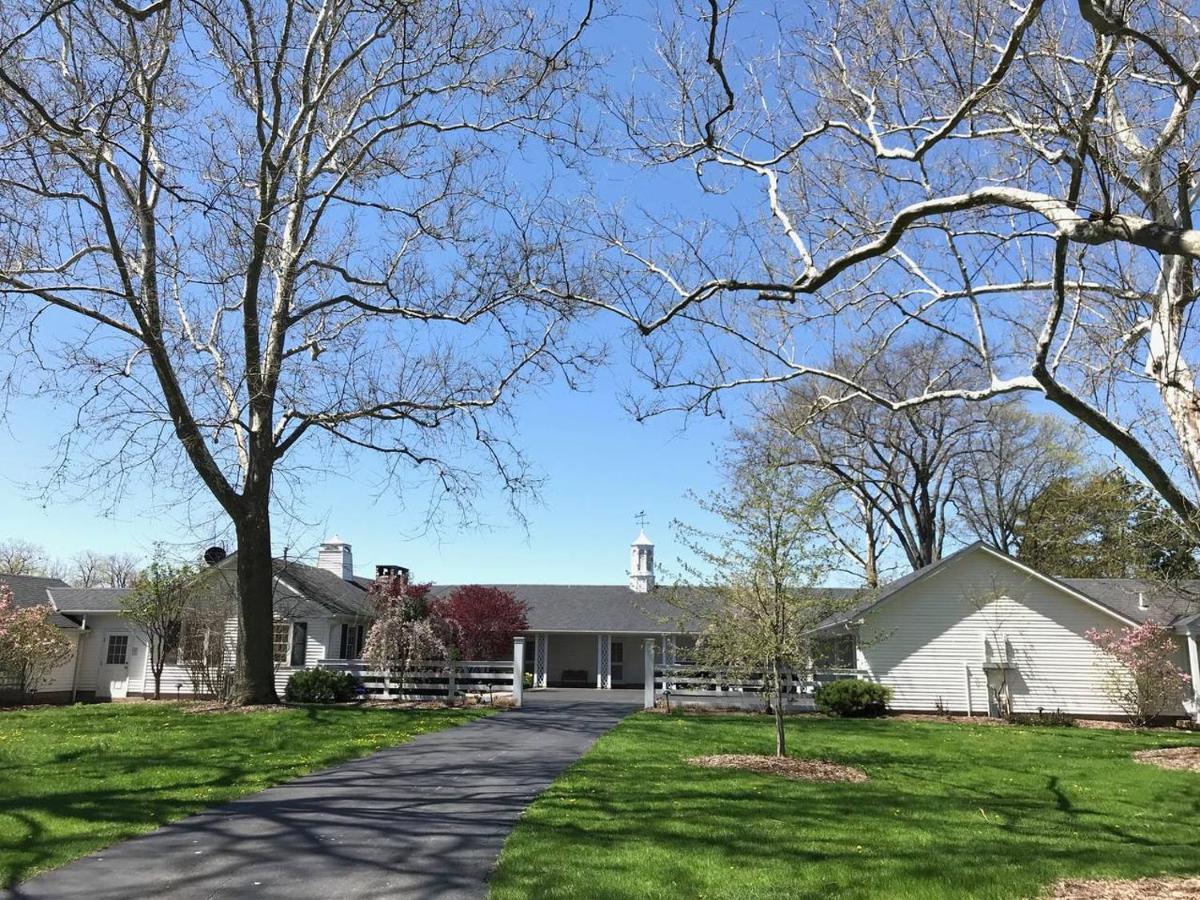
xmin=643 ymin=638 xmax=656 ymax=709
xmin=513 ymin=637 xmax=526 ymax=708
xmin=447 ymin=662 xmax=457 ymax=703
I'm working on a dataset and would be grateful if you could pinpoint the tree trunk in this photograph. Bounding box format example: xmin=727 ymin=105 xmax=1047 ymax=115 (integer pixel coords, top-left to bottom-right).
xmin=152 ymin=665 xmax=161 ymax=701
xmin=772 ymin=658 xmax=786 ymax=757
xmin=235 ymin=499 xmax=278 ymax=704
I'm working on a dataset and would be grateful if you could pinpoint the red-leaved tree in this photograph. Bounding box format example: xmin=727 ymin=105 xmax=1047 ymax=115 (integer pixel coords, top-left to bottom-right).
xmin=431 ymin=586 xmax=528 ymax=661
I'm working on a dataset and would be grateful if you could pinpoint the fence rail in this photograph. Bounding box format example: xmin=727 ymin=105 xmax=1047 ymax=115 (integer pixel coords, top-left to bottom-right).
xmin=317 ymin=659 xmax=515 ymax=702
xmin=655 ymin=664 xmax=865 ymax=698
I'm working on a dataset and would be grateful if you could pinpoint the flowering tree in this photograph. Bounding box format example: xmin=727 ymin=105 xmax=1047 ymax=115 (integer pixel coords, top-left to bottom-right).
xmin=1086 ymin=622 xmax=1191 ymax=726
xmin=431 ymin=586 xmax=528 ymax=661
xmin=0 ymin=584 xmax=72 ymax=700
xmin=362 ymin=579 xmax=446 ymax=688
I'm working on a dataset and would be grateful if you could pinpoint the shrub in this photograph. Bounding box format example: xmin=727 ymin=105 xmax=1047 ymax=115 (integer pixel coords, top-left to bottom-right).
xmin=284 ymin=669 xmax=360 ymax=703
xmin=1006 ymin=707 xmax=1075 ymax=727
xmin=814 ymin=679 xmax=892 ymax=717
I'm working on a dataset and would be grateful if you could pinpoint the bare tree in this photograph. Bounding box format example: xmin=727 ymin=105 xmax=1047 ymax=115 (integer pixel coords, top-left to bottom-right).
xmin=765 ymin=342 xmax=990 ymax=572
xmin=557 ymin=0 xmax=1200 ymax=539
xmin=957 ymin=408 xmax=1083 ymax=554
xmin=102 ymin=553 xmax=143 ymax=589
xmin=70 ymin=551 xmax=107 ymax=588
xmin=0 ymin=540 xmax=46 ymax=576
xmin=0 ymin=1 xmax=596 ymax=701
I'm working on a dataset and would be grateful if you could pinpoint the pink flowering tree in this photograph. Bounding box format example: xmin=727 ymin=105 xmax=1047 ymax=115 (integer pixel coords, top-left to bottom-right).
xmin=1086 ymin=622 xmax=1191 ymax=726
xmin=362 ymin=578 xmax=447 ymax=693
xmin=0 ymin=583 xmax=72 ymax=700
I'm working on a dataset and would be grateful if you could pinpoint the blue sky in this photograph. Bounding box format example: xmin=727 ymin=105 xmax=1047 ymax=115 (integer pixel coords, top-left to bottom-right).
xmin=0 ymin=354 xmax=735 ymax=585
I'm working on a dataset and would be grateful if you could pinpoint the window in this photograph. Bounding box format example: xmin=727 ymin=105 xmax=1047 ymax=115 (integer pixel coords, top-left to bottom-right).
xmin=813 ymin=634 xmax=856 ymax=669
xmin=179 ymin=620 xmax=208 ymax=663
xmin=339 ymin=623 xmax=365 ymax=660
xmin=105 ymin=634 xmax=129 ymax=666
xmin=290 ymin=622 xmax=308 ymax=667
xmin=611 ymin=641 xmax=624 ymax=683
xmin=273 ymin=621 xmax=291 ymax=664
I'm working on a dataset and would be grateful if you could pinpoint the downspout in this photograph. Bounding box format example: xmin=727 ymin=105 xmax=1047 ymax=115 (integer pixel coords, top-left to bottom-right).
xmin=964 ymin=664 xmax=973 ymax=717
xmin=70 ymin=616 xmax=88 ymax=704
xmin=1186 ymin=630 xmax=1200 ymax=724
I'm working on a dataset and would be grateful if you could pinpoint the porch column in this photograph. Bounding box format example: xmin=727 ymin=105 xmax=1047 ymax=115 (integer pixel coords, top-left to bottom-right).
xmin=596 ymin=634 xmax=611 ymax=689
xmin=513 ymin=637 xmax=525 ymax=708
xmin=1187 ymin=632 xmax=1199 ymax=721
xmin=534 ymin=633 xmax=548 ymax=688
xmin=643 ymin=638 xmax=657 ymax=709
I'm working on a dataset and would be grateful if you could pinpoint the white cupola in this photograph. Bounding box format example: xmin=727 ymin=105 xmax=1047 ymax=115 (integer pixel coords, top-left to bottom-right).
xmin=629 ymin=529 xmax=655 ymax=593
xmin=316 ymin=535 xmax=354 ymax=581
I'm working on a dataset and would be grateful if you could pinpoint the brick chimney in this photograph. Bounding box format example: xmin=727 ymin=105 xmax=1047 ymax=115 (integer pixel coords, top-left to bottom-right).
xmin=375 ymin=564 xmax=410 ymax=587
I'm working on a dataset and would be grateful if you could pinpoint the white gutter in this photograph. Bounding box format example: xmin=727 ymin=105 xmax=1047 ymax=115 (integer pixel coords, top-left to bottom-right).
xmin=70 ymin=615 xmax=88 ymax=704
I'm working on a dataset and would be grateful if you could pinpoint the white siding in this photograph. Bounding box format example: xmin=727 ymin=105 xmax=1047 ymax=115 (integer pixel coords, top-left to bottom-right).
xmin=33 ymin=630 xmax=82 ymax=696
xmin=857 ymin=548 xmax=1189 ymax=717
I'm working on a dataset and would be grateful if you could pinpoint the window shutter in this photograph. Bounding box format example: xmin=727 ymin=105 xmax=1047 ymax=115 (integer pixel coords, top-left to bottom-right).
xmin=290 ymin=622 xmax=308 ymax=667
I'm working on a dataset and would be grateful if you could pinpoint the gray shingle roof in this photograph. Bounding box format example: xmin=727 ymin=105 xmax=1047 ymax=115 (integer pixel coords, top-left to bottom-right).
xmin=198 ymin=553 xmax=375 ymax=620
xmin=1061 ymin=578 xmax=1200 ymax=626
xmin=429 ymin=584 xmax=698 ymax=633
xmin=1 ymin=575 xmax=78 ymax=628
xmin=46 ymin=586 xmax=129 ymax=612
xmin=1 ymin=573 xmax=68 ymax=607
xmin=428 ymin=584 xmax=857 ymax=634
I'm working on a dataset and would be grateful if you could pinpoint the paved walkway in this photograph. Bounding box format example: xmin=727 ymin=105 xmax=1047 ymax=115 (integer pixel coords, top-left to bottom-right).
xmin=7 ymin=696 xmax=640 ymax=900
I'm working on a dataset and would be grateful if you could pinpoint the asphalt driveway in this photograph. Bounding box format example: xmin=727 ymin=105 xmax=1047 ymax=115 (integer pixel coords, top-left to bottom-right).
xmin=6 ymin=695 xmax=639 ymax=900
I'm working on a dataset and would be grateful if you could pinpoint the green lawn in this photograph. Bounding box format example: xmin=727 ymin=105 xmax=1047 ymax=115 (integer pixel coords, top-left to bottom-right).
xmin=491 ymin=713 xmax=1200 ymax=900
xmin=0 ymin=701 xmax=488 ymax=886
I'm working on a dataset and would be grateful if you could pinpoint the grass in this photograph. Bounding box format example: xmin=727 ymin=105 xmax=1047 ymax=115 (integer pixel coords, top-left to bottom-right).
xmin=0 ymin=701 xmax=489 ymax=886
xmin=491 ymin=713 xmax=1200 ymax=900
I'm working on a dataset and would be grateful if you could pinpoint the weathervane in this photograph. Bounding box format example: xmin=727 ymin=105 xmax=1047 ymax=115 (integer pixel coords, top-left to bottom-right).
xmin=635 ymin=510 xmax=648 ymax=529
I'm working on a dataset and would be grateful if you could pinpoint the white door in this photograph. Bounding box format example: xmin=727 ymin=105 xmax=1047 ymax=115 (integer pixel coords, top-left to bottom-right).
xmin=99 ymin=632 xmax=131 ymax=699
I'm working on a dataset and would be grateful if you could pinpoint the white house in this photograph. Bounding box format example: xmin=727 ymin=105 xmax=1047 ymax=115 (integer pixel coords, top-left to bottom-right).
xmin=4 ymin=531 xmax=1198 ymax=721
xmin=813 ymin=542 xmax=1200 ymax=720
xmin=1 ymin=538 xmax=378 ymax=702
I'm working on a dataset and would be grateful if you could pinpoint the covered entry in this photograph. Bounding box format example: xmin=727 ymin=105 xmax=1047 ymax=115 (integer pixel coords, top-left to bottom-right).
xmin=531 ymin=632 xmax=684 ymax=689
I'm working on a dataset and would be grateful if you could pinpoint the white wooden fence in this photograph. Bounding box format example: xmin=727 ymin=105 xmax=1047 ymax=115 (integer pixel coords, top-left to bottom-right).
xmin=317 ymin=659 xmax=516 ymax=702
xmin=653 ymin=663 xmax=866 ymax=708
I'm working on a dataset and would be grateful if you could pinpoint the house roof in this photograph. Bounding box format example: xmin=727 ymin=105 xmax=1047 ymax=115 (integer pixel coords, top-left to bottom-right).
xmin=2 ymin=573 xmax=68 ymax=606
xmin=199 ymin=553 xmax=375 ymax=620
xmin=427 ymin=583 xmax=858 ymax=634
xmin=47 ymin=587 xmax=128 ymax=613
xmin=3 ymin=574 xmax=77 ymax=628
xmin=813 ymin=542 xmax=1200 ymax=633
xmin=429 ymin=584 xmax=706 ymax=633
xmin=1060 ymin=578 xmax=1200 ymax=627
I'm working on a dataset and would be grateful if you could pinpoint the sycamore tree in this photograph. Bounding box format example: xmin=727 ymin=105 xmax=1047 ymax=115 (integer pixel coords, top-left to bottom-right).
xmin=670 ymin=434 xmax=850 ymax=757
xmin=553 ymin=0 xmax=1200 ymax=542
xmin=0 ymin=0 xmax=598 ymax=702
xmin=120 ymin=551 xmax=195 ymax=700
xmin=0 ymin=583 xmax=72 ymax=699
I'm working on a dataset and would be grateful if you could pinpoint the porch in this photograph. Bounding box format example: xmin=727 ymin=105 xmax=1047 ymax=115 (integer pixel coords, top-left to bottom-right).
xmin=528 ymin=632 xmax=692 ymax=689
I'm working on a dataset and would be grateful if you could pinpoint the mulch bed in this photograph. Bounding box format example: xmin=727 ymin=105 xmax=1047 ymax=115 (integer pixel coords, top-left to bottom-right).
xmin=687 ymin=754 xmax=868 ymax=783
xmin=1049 ymin=877 xmax=1200 ymax=898
xmin=1133 ymin=747 xmax=1200 ymax=773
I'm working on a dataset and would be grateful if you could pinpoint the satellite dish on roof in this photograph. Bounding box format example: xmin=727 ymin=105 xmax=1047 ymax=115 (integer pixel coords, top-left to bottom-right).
xmin=203 ymin=546 xmax=228 ymax=566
